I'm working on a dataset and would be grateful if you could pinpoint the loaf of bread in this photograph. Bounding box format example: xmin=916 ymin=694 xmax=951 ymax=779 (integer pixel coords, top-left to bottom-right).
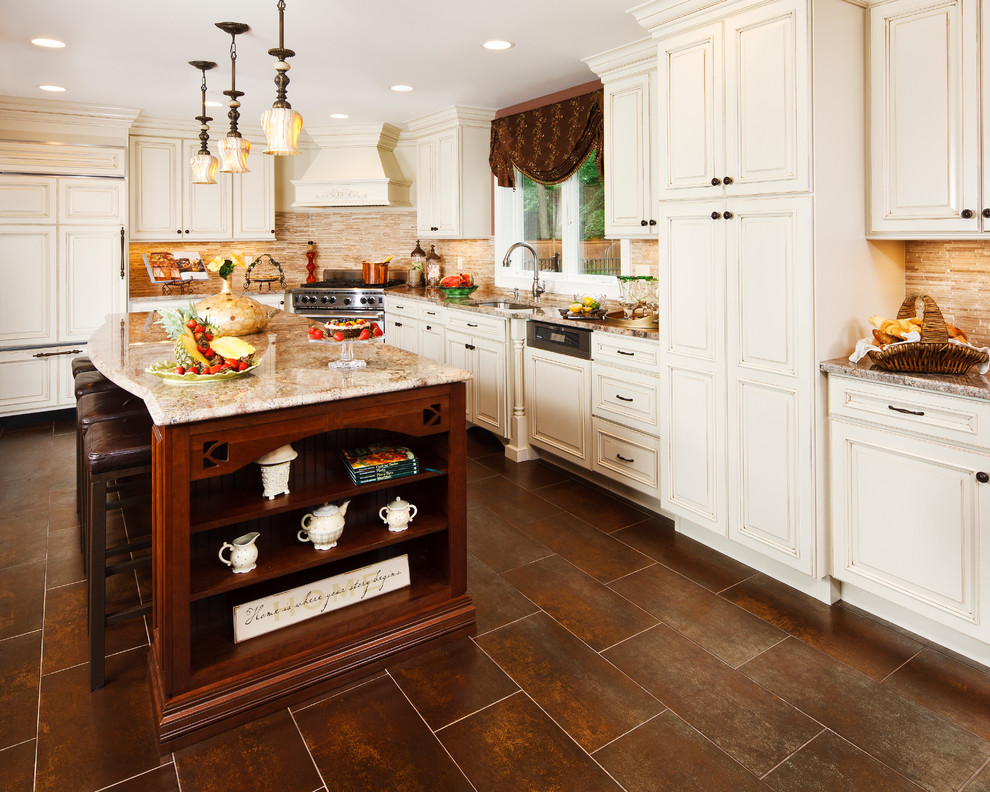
xmin=870 ymin=313 xmax=970 ymax=344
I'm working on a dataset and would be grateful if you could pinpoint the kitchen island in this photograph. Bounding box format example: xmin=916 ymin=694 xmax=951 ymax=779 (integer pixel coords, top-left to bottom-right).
xmin=87 ymin=310 xmax=475 ymax=749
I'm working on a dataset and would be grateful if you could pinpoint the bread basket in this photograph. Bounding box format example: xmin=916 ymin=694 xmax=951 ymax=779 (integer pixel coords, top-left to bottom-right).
xmin=867 ymin=294 xmax=988 ymax=374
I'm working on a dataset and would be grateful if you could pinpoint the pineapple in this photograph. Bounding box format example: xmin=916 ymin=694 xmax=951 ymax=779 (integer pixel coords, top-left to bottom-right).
xmin=156 ymin=306 xmax=254 ymax=374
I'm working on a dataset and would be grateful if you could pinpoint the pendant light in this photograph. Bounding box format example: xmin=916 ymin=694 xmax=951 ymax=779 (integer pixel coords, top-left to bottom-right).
xmin=261 ymin=0 xmax=303 ymax=155
xmin=215 ymin=22 xmax=251 ymax=173
xmin=188 ymin=60 xmax=219 ymax=184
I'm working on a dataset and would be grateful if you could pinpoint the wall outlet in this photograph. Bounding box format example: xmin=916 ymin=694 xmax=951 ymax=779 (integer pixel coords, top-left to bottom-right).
xmin=456 ymin=256 xmax=463 ymax=271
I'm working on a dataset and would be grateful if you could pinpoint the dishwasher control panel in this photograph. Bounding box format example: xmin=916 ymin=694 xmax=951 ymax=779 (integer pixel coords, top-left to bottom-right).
xmin=526 ymin=320 xmax=593 ymax=359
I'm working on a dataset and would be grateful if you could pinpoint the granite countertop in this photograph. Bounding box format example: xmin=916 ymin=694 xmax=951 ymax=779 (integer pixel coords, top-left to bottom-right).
xmin=386 ymin=285 xmax=660 ymax=341
xmin=820 ymin=357 xmax=990 ymax=401
xmin=88 ymin=310 xmax=472 ymax=425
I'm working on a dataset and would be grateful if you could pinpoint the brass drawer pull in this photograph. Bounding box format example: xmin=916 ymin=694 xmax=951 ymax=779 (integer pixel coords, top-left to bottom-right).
xmin=888 ymin=405 xmax=924 ymax=417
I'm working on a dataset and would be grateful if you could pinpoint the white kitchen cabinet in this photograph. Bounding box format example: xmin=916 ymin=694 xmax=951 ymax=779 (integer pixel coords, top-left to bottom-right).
xmin=658 ymin=195 xmax=815 ymax=572
xmin=0 ymin=344 xmax=86 ymax=417
xmin=384 ymin=296 xmax=421 ymax=354
xmin=417 ymin=303 xmax=446 ymax=360
xmin=592 ymin=417 xmax=661 ymax=496
xmin=653 ymin=0 xmax=810 ymax=201
xmin=829 ymin=376 xmax=990 ymax=645
xmin=0 ymin=225 xmax=58 ymax=346
xmin=58 ymin=178 xmax=125 ymax=225
xmin=525 ymin=345 xmax=592 ymax=469
xmin=447 ymin=328 xmax=507 ymax=438
xmin=584 ymin=38 xmax=661 ymax=238
xmin=129 ymin=135 xmax=273 ymax=242
xmin=0 ymin=176 xmax=56 ymax=223
xmin=868 ymin=0 xmax=980 ymax=236
xmin=59 ymin=226 xmax=127 ymax=342
xmin=406 ymin=107 xmax=495 ymax=239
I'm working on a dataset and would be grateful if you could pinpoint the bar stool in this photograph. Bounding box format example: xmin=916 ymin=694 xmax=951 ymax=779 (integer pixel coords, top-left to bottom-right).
xmin=74 ymin=370 xmax=121 ymax=400
xmin=75 ymin=389 xmax=151 ymax=554
xmin=71 ymin=356 xmax=97 ymax=378
xmin=83 ymin=414 xmax=154 ymax=689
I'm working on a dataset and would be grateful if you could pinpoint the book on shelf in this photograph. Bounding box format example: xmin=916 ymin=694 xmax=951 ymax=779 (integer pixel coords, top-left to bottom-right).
xmin=341 ymin=443 xmax=419 ymax=484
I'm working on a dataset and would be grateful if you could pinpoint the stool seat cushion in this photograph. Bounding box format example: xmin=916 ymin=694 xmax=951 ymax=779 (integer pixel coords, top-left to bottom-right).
xmin=84 ymin=415 xmax=153 ymax=475
xmin=77 ymin=390 xmax=148 ymax=430
xmin=71 ymin=356 xmax=96 ymax=378
xmin=74 ymin=371 xmax=120 ymax=400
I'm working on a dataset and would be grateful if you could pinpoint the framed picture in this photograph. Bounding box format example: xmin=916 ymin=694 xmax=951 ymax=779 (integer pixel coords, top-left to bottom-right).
xmin=143 ymin=251 xmax=209 ymax=283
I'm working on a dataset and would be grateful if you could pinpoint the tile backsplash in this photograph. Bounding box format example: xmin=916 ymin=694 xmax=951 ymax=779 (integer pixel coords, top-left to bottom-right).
xmin=905 ymin=241 xmax=990 ymax=348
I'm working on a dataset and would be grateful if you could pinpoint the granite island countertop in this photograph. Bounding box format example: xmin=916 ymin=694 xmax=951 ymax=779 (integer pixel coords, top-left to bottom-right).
xmin=385 ymin=285 xmax=660 ymax=341
xmin=88 ymin=310 xmax=472 ymax=425
xmin=820 ymin=357 xmax=990 ymax=401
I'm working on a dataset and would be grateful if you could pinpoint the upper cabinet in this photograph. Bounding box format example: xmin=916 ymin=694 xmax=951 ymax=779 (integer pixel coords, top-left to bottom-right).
xmin=129 ymin=134 xmax=274 ymax=242
xmin=585 ymin=40 xmax=659 ymax=237
xmin=868 ymin=0 xmax=981 ymax=237
xmin=406 ymin=107 xmax=495 ymax=239
xmin=654 ymin=0 xmax=810 ymax=201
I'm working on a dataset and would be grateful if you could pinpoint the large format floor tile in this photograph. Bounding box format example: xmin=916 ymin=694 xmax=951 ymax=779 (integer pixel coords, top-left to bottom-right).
xmin=466 ymin=505 xmax=552 ymax=573
xmin=465 ymin=552 xmax=539 ymax=636
xmin=532 ymin=478 xmax=647 ymax=532
xmin=0 ymin=631 xmax=42 ymax=749
xmin=466 ymin=476 xmax=563 ymax=527
xmin=742 ymin=637 xmax=990 ymax=792
xmin=476 ymin=612 xmax=663 ymax=752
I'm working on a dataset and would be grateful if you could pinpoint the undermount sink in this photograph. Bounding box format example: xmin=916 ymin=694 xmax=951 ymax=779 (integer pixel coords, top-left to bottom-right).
xmin=471 ymin=300 xmax=538 ymax=311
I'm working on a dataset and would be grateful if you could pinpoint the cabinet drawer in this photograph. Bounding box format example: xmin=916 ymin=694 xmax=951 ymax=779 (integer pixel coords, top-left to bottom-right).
xmin=593 ymin=363 xmax=659 ymax=435
xmin=416 ymin=303 xmax=446 ymax=323
xmin=592 ymin=418 xmax=660 ymax=495
xmin=384 ymin=297 xmax=419 ymax=320
xmin=592 ymin=332 xmax=659 ymax=371
xmin=828 ymin=376 xmax=990 ymax=449
xmin=446 ymin=309 xmax=506 ymax=340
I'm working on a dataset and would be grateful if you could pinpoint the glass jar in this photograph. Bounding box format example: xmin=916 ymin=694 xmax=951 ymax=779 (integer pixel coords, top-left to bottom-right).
xmin=425 ymin=245 xmax=442 ymax=287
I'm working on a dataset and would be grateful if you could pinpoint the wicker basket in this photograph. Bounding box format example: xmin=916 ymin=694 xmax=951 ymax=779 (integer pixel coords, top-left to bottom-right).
xmin=867 ymin=295 xmax=988 ymax=374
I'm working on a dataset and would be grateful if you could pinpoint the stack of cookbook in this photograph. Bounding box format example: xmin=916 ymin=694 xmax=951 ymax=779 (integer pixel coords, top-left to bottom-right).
xmin=340 ymin=443 xmax=420 ymax=485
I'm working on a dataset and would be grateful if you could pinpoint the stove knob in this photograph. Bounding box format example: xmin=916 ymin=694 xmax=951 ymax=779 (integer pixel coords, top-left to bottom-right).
xmin=328 ymin=295 xmax=336 ymax=304
xmin=360 ymin=296 xmax=367 ymax=305
xmin=344 ymin=297 xmax=352 ymax=305
xmin=321 ymin=295 xmax=330 ymax=303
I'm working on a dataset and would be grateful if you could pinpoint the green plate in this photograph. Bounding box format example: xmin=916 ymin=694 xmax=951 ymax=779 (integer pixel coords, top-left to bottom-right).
xmin=146 ymin=360 xmax=259 ymax=383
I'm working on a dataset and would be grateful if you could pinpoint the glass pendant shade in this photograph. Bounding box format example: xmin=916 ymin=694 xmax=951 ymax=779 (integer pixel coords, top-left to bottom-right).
xmin=261 ymin=106 xmax=302 ymax=155
xmin=218 ymin=136 xmax=251 ymax=173
xmin=190 ymin=152 xmax=219 ymax=184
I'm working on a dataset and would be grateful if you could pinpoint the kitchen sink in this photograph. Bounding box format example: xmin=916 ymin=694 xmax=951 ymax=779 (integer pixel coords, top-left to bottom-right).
xmin=471 ymin=300 xmax=538 ymax=311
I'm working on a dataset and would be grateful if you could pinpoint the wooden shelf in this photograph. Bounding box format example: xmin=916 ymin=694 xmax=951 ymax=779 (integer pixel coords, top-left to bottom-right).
xmin=189 ymin=457 xmax=447 ymax=534
xmin=190 ymin=513 xmax=448 ymax=601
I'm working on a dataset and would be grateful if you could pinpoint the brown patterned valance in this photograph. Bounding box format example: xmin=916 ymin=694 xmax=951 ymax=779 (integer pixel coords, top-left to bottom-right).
xmin=489 ymin=89 xmax=604 ymax=189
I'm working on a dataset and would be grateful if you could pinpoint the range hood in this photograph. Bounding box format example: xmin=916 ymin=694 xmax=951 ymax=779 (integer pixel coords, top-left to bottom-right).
xmin=292 ymin=123 xmax=411 ymax=208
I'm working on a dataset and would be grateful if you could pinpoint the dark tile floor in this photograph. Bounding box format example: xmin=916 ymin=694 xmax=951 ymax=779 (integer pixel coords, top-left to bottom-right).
xmin=2 ymin=412 xmax=990 ymax=792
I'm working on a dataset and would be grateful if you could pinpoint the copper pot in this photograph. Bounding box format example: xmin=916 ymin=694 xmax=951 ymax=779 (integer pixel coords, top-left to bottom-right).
xmin=361 ymin=260 xmax=389 ymax=284
xmin=373 ymin=262 xmax=389 ymax=283
xmin=362 ymin=261 xmax=374 ymax=283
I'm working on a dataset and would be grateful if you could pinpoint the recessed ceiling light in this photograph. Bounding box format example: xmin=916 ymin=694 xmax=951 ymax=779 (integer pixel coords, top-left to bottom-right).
xmin=38 ymin=85 xmax=66 ymax=92
xmin=390 ymin=84 xmax=413 ymax=93
xmin=483 ymin=40 xmax=514 ymax=50
xmin=31 ymin=38 xmax=66 ymax=48
xmin=330 ymin=113 xmax=349 ymax=119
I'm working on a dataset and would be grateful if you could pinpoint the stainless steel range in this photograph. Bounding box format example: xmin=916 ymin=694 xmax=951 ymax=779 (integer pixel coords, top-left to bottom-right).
xmin=286 ymin=268 xmax=403 ymax=324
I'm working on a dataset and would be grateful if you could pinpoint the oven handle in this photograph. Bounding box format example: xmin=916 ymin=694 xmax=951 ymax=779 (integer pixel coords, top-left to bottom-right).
xmin=294 ymin=310 xmax=384 ymax=321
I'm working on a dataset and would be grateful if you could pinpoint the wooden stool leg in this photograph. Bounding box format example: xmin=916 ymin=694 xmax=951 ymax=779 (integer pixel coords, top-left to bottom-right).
xmin=88 ymin=472 xmax=108 ymax=690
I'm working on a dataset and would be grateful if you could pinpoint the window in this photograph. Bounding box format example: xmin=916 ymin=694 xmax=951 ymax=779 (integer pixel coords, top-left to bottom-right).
xmin=495 ymin=151 xmax=623 ymax=297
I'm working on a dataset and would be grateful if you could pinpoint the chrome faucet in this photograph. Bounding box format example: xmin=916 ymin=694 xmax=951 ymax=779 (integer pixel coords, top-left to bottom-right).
xmin=502 ymin=241 xmax=545 ymax=302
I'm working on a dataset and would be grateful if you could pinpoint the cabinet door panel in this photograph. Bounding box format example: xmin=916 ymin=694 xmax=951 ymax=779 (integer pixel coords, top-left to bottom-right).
xmin=58 ymin=178 xmax=125 ymax=224
xmin=605 ymin=72 xmax=653 ymax=235
xmin=445 ymin=331 xmax=473 ymax=420
xmin=657 ymin=24 xmax=723 ymax=199
xmin=724 ymin=0 xmax=810 ymax=195
xmin=0 ymin=176 xmax=56 ymax=223
xmin=526 ymin=349 xmax=591 ymax=466
xmin=130 ymin=138 xmax=180 ymax=241
xmin=234 ymin=144 xmax=275 ymax=240
xmin=60 ymin=227 xmax=125 ymax=341
xmin=473 ymin=337 xmax=506 ymax=436
xmin=659 ymin=202 xmax=724 ymax=362
xmin=728 ymin=197 xmax=811 ymax=376
xmin=831 ymin=421 xmax=988 ymax=634
xmin=0 ymin=350 xmax=57 ymax=414
xmin=870 ymin=0 xmax=978 ymax=234
xmin=416 ymin=137 xmax=438 ymax=235
xmin=663 ymin=365 xmax=724 ymax=532
xmin=419 ymin=324 xmax=445 ymax=362
xmin=730 ymin=378 xmax=810 ymax=570
xmin=0 ymin=226 xmax=57 ymax=344
xmin=182 ymin=140 xmax=231 ymax=240
xmin=435 ymin=130 xmax=460 ymax=236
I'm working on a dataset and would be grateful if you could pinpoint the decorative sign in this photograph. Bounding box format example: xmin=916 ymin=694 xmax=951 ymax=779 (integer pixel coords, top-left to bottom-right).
xmin=232 ymin=554 xmax=410 ymax=643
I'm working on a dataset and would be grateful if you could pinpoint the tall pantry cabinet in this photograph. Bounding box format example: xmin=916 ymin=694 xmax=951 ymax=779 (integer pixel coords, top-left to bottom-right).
xmin=633 ymin=0 xmax=904 ymax=583
xmin=0 ymin=145 xmax=128 ymax=416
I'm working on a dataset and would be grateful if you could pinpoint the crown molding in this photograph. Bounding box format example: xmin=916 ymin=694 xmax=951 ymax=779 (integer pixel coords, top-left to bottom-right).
xmin=405 ymin=105 xmax=496 ymax=136
xmin=583 ymin=38 xmax=657 ymax=79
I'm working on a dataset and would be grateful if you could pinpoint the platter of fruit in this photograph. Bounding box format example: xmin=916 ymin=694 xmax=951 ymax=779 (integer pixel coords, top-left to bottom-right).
xmin=306 ymin=319 xmax=384 ymax=342
xmin=437 ymin=273 xmax=478 ymax=298
xmin=559 ymin=295 xmax=607 ymax=320
xmin=149 ymin=307 xmax=259 ymax=382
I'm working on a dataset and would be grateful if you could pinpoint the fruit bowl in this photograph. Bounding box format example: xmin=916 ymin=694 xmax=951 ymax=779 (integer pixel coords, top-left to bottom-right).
xmin=438 ymin=285 xmax=479 ymax=299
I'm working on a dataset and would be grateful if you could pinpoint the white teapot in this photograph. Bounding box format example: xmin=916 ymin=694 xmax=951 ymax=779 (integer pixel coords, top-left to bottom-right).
xmin=299 ymin=500 xmax=349 ymax=550
xmin=379 ymin=497 xmax=417 ymax=533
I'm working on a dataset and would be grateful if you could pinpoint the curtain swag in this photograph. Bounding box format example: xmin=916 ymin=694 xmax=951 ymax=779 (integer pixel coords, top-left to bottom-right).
xmin=489 ymin=89 xmax=604 ymax=189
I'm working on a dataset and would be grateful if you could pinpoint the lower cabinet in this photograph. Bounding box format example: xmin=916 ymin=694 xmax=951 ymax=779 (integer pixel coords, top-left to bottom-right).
xmin=0 ymin=345 xmax=85 ymax=416
xmin=446 ymin=330 xmax=506 ymax=437
xmin=591 ymin=417 xmax=660 ymax=496
xmin=524 ymin=345 xmax=592 ymax=468
xmin=829 ymin=375 xmax=990 ymax=644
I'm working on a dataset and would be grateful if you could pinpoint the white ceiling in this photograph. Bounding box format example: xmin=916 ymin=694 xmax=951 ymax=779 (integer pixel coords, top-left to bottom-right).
xmin=0 ymin=0 xmax=648 ymax=129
